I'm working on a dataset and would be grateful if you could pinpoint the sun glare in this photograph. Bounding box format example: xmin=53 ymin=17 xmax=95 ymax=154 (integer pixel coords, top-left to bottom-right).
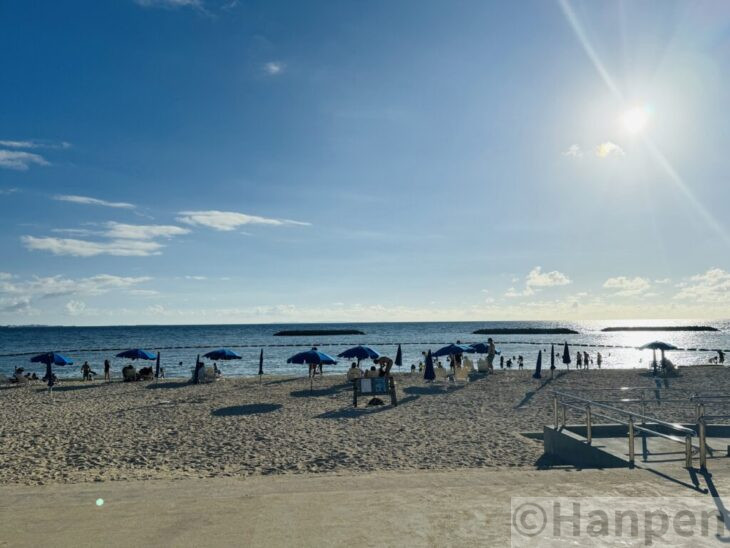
xmin=621 ymin=106 xmax=650 ymax=134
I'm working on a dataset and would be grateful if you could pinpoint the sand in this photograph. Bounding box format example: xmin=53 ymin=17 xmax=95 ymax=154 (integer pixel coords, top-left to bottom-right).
xmin=2 ymin=367 xmax=730 ymax=486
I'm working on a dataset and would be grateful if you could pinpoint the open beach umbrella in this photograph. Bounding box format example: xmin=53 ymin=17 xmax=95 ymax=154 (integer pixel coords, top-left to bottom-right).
xmin=533 ymin=350 xmax=542 ymax=379
xmin=469 ymin=343 xmax=489 ymax=354
xmin=423 ymin=350 xmax=435 ymax=381
xmin=337 ymin=345 xmax=380 ymax=364
xmin=640 ymin=341 xmax=678 ymax=375
xmin=432 ymin=343 xmax=474 ymax=357
xmin=287 ymin=347 xmax=337 ymax=391
xmin=562 ymin=342 xmax=571 ymax=369
xmin=203 ymin=348 xmax=242 ymax=361
xmin=31 ymin=352 xmax=73 ymax=389
xmin=116 ymin=348 xmax=157 ymax=361
xmin=395 ymin=344 xmax=403 ymax=368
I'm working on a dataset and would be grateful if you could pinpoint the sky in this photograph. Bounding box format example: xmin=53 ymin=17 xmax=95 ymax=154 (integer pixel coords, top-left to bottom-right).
xmin=1 ymin=0 xmax=730 ymax=325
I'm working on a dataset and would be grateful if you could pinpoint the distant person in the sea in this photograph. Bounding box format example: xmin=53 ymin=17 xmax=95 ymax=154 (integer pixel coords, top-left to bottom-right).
xmin=597 ymin=352 xmax=602 ymax=368
xmin=576 ymin=352 xmax=583 ymax=369
xmin=506 ymin=358 xmax=512 ymax=368
xmin=410 ymin=363 xmax=416 ymax=374
xmin=104 ymin=359 xmax=111 ymax=382
xmin=517 ymin=355 xmax=523 ymax=369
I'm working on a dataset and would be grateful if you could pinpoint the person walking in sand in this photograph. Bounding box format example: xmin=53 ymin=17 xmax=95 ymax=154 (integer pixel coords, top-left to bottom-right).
xmin=104 ymin=359 xmax=111 ymax=382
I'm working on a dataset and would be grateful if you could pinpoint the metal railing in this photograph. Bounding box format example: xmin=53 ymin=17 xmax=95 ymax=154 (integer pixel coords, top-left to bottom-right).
xmin=552 ymin=390 xmax=697 ymax=468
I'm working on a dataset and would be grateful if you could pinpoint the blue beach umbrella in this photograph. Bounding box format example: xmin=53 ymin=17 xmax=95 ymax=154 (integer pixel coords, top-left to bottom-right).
xmin=203 ymin=348 xmax=242 ymax=361
xmin=31 ymin=352 xmax=73 ymax=389
xmin=287 ymin=347 xmax=338 ymax=366
xmin=562 ymin=342 xmax=571 ymax=368
xmin=337 ymin=345 xmax=380 ymax=364
xmin=469 ymin=343 xmax=489 ymax=354
xmin=395 ymin=344 xmax=403 ymax=367
xmin=533 ymin=350 xmax=542 ymax=379
xmin=423 ymin=350 xmax=436 ymax=381
xmin=432 ymin=343 xmax=474 ymax=358
xmin=116 ymin=348 xmax=157 ymax=361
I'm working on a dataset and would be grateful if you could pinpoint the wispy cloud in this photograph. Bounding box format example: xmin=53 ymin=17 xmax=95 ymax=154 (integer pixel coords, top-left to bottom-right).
xmin=505 ymin=266 xmax=571 ymax=297
xmin=103 ymin=222 xmax=189 ymax=240
xmin=595 ymin=141 xmax=624 ymax=158
xmin=603 ymin=276 xmax=651 ymax=296
xmin=264 ymin=61 xmax=285 ymax=76
xmin=563 ymin=144 xmax=583 ymax=158
xmin=21 ymin=236 xmax=164 ymax=257
xmin=0 ymin=150 xmax=50 ymax=170
xmin=0 ymin=140 xmax=70 ymax=149
xmin=177 ymin=210 xmax=310 ymax=231
xmin=53 ymin=195 xmax=135 ymax=209
xmin=0 ymin=188 xmax=19 ymax=195
xmin=1 ymin=273 xmax=151 ymax=313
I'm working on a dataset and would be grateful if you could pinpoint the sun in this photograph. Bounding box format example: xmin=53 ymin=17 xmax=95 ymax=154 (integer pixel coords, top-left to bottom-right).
xmin=621 ymin=106 xmax=649 ymax=134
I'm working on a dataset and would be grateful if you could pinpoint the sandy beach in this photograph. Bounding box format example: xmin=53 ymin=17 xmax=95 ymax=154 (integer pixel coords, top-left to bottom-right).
xmin=2 ymin=367 xmax=729 ymax=486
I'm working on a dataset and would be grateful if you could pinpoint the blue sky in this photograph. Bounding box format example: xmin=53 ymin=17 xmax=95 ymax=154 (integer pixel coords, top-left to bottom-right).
xmin=1 ymin=0 xmax=729 ymax=325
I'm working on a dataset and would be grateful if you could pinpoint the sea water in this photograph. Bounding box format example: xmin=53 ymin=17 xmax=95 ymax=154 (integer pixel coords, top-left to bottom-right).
xmin=1 ymin=320 xmax=728 ymax=379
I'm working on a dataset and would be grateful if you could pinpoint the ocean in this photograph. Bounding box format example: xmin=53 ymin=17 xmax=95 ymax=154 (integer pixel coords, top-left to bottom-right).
xmin=1 ymin=320 xmax=728 ymax=379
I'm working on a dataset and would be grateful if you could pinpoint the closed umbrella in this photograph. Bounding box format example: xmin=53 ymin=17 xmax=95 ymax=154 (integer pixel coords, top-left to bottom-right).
xmin=258 ymin=348 xmax=264 ymax=383
xmin=395 ymin=344 xmax=403 ymax=368
xmin=562 ymin=342 xmax=571 ymax=369
xmin=532 ymin=350 xmax=542 ymax=379
xmin=550 ymin=344 xmax=555 ymax=378
xmin=31 ymin=352 xmax=73 ymax=390
xmin=155 ymin=352 xmax=161 ymax=379
xmin=423 ymin=350 xmax=435 ymax=381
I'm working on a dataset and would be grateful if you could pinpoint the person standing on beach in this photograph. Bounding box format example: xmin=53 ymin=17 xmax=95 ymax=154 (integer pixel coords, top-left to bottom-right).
xmin=597 ymin=352 xmax=602 ymax=368
xmin=486 ymin=338 xmax=496 ymax=371
xmin=583 ymin=351 xmax=589 ymax=370
xmin=104 ymin=359 xmax=111 ymax=382
xmin=576 ymin=352 xmax=583 ymax=369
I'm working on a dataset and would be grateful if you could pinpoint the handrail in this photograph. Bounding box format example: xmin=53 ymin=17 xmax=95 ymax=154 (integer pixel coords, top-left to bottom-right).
xmin=553 ymin=390 xmax=696 ymax=435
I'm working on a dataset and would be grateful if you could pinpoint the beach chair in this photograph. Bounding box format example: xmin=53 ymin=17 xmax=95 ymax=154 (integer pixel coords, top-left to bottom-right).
xmin=462 ymin=357 xmax=474 ymax=371
xmin=453 ymin=366 xmax=469 ymax=383
xmin=346 ymin=367 xmax=363 ymax=382
xmin=477 ymin=358 xmax=489 ymax=373
xmin=435 ymin=366 xmax=449 ymax=380
xmin=199 ymin=366 xmax=217 ymax=383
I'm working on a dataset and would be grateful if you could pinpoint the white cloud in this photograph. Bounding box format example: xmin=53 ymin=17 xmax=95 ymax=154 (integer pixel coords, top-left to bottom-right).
xmin=65 ymin=300 xmax=87 ymax=315
xmin=674 ymin=268 xmax=730 ymax=303
xmin=128 ymin=289 xmax=160 ymax=296
xmin=264 ymin=61 xmax=285 ymax=75
xmin=21 ymin=236 xmax=164 ymax=257
xmin=595 ymin=141 xmax=625 ymax=158
xmin=103 ymin=222 xmax=189 ymax=240
xmin=603 ymin=276 xmax=651 ymax=296
xmin=505 ymin=267 xmax=571 ymax=298
xmin=0 ymin=188 xmax=19 ymax=195
xmin=563 ymin=144 xmax=583 ymax=158
xmin=0 ymin=140 xmax=70 ymax=149
xmin=53 ymin=195 xmax=135 ymax=209
xmin=654 ymin=278 xmax=671 ymax=284
xmin=0 ymin=150 xmax=49 ymax=170
xmin=177 ymin=210 xmax=310 ymax=231
xmin=185 ymin=275 xmax=207 ymax=280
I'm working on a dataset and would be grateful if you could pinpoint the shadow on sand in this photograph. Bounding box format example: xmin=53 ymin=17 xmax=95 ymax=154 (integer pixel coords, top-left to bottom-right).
xmin=514 ymin=370 xmax=569 ymax=409
xmin=316 ymin=395 xmax=419 ymax=419
xmin=212 ymin=404 xmax=282 ymax=417
xmin=35 ymin=384 xmax=100 ymax=393
xmin=290 ymin=383 xmax=351 ymax=398
xmin=146 ymin=381 xmax=190 ymax=390
xmin=402 ymin=384 xmax=466 ymax=396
